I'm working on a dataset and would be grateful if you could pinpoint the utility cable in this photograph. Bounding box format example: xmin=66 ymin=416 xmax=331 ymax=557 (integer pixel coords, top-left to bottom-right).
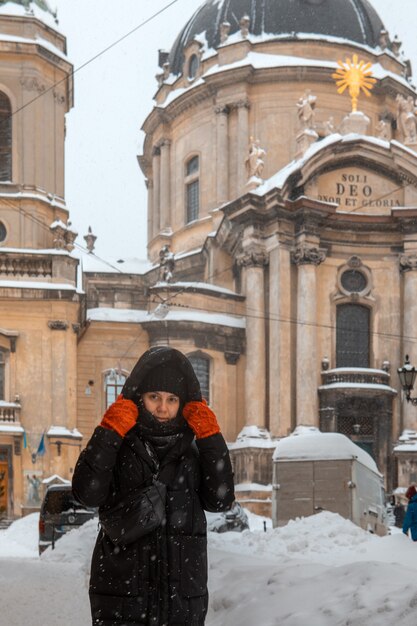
xmin=0 ymin=0 xmax=180 ymax=126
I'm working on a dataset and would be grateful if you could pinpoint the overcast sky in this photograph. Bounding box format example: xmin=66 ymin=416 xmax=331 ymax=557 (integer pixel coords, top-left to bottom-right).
xmin=51 ymin=0 xmax=417 ymax=261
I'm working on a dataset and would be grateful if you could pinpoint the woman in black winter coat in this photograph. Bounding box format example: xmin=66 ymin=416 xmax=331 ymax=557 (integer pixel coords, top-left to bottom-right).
xmin=72 ymin=346 xmax=235 ymax=626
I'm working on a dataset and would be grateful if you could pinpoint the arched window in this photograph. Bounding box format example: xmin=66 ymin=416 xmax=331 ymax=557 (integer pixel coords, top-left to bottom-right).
xmin=336 ymin=304 xmax=370 ymax=368
xmin=0 ymin=349 xmax=5 ymax=400
xmin=0 ymin=92 xmax=12 ymax=181
xmin=104 ymin=370 xmax=126 ymax=409
xmin=188 ymin=353 xmax=210 ymax=403
xmin=185 ymin=155 xmax=199 ymax=223
xmin=188 ymin=54 xmax=199 ymax=80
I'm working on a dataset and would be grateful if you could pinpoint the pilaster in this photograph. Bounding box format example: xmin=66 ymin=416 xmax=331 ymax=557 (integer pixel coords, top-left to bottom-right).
xmin=291 ymin=242 xmax=326 ymax=426
xmin=237 ymin=244 xmax=269 ymax=429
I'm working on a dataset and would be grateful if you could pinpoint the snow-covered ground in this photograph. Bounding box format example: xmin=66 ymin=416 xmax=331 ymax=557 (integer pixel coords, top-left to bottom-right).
xmin=0 ymin=511 xmax=416 ymax=625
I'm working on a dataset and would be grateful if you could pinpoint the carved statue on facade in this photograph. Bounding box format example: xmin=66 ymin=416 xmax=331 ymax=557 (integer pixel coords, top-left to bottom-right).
xmin=220 ymin=21 xmax=231 ymax=43
xmin=159 ymin=244 xmax=175 ymax=282
xmin=323 ymin=116 xmax=335 ymax=136
xmin=375 ymin=118 xmax=391 ymax=140
xmin=396 ymin=94 xmax=417 ymax=145
xmin=245 ymin=137 xmax=266 ymax=180
xmin=240 ymin=15 xmax=250 ymax=38
xmin=297 ymin=90 xmax=317 ymax=130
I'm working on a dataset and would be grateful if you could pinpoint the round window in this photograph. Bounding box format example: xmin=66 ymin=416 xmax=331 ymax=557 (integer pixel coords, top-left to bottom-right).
xmin=188 ymin=54 xmax=199 ymax=79
xmin=0 ymin=221 xmax=6 ymax=242
xmin=341 ymin=269 xmax=368 ymax=293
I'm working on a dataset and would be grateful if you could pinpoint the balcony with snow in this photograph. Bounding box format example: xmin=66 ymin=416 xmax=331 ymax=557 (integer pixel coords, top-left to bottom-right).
xmin=318 ymin=364 xmax=397 ymax=492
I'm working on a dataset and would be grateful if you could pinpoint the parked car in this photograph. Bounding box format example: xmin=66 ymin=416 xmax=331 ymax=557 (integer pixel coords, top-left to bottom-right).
xmin=206 ymin=501 xmax=249 ymax=533
xmin=39 ymin=484 xmax=97 ymax=554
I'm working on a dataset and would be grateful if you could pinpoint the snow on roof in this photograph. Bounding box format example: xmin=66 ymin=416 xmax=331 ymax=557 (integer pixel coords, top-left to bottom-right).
xmin=0 ymin=32 xmax=67 ymax=60
xmin=160 ymin=48 xmax=411 ymax=110
xmin=0 ymin=188 xmax=66 ymax=209
xmin=50 ymin=219 xmax=67 ymax=230
xmin=273 ymin=429 xmax=381 ymax=475
xmin=152 ymin=281 xmax=239 ymax=296
xmin=218 ymin=30 xmax=400 ymax=63
xmin=46 ymin=426 xmax=83 ymax=439
xmin=252 ymin=133 xmax=406 ymax=197
xmin=87 ymin=306 xmax=246 ymax=329
xmin=158 ymin=77 xmax=205 ymax=108
xmin=0 ymin=423 xmax=24 ymax=433
xmin=394 ymin=443 xmax=417 ymax=453
xmin=394 ymin=429 xmax=417 ymax=453
xmin=0 ymin=1 xmax=58 ymax=27
xmin=41 ymin=474 xmax=71 ymax=485
xmin=0 ymin=279 xmax=76 ymax=291
xmin=0 ymin=400 xmax=20 ymax=408
xmin=0 ymin=247 xmax=70 ymax=256
xmin=399 ymin=429 xmax=417 ymax=442
xmin=228 ymin=425 xmax=278 ymax=450
xmin=72 ymin=248 xmax=152 ymax=275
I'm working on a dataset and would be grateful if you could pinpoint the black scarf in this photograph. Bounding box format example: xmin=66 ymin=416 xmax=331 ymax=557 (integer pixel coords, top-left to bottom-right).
xmin=134 ymin=404 xmax=191 ymax=462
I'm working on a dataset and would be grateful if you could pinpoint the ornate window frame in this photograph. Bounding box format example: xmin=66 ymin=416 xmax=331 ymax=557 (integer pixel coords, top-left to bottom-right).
xmin=187 ymin=350 xmax=211 ymax=404
xmin=185 ymin=154 xmax=200 ymax=224
xmin=335 ymin=256 xmax=373 ymax=299
xmin=0 ymin=90 xmax=12 ymax=182
xmin=103 ymin=369 xmax=128 ymax=410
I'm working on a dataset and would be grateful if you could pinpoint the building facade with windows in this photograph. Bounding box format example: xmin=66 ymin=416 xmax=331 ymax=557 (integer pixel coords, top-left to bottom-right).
xmin=3 ymin=0 xmax=417 ymax=519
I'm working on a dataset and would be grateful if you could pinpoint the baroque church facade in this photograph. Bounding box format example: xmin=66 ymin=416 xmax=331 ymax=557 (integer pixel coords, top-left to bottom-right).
xmin=2 ymin=0 xmax=417 ymax=518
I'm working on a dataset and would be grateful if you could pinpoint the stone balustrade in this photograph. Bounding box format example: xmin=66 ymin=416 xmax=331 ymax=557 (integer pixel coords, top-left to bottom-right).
xmin=0 ymin=253 xmax=52 ymax=278
xmin=0 ymin=252 xmax=52 ymax=278
xmin=0 ymin=402 xmax=21 ymax=423
xmin=321 ymin=367 xmax=391 ymax=387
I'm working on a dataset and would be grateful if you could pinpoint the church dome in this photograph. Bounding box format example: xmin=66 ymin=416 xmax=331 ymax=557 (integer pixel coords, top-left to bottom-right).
xmin=169 ymin=0 xmax=385 ymax=75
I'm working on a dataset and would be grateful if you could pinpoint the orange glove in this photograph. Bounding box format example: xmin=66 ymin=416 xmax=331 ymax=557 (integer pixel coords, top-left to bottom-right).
xmin=182 ymin=400 xmax=220 ymax=439
xmin=100 ymin=394 xmax=138 ymax=438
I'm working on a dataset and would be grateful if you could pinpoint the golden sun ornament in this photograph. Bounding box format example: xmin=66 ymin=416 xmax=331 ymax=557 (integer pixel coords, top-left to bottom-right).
xmin=332 ymin=54 xmax=376 ymax=113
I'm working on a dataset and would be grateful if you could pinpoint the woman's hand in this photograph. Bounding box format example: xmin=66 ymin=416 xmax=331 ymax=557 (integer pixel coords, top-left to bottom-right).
xmin=182 ymin=400 xmax=220 ymax=439
xmin=100 ymin=394 xmax=138 ymax=437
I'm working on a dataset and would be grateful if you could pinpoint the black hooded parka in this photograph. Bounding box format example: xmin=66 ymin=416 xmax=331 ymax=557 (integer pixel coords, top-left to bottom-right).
xmin=72 ymin=347 xmax=235 ymax=626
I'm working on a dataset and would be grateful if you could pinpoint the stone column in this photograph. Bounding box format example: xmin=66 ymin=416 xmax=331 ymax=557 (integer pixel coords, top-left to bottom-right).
xmin=237 ymin=247 xmax=269 ymax=428
xmin=236 ymin=99 xmax=250 ymax=193
xmin=215 ymin=105 xmax=229 ymax=205
xmin=152 ymin=147 xmax=161 ymax=233
xmin=269 ymin=243 xmax=292 ymax=437
xmin=292 ymin=243 xmax=326 ymax=426
xmin=400 ymin=253 xmax=417 ymax=430
xmin=146 ymin=179 xmax=154 ymax=242
xmin=159 ymin=139 xmax=171 ymax=231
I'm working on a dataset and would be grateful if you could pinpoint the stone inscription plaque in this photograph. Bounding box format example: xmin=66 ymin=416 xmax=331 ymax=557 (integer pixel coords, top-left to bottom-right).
xmin=311 ymin=168 xmax=403 ymax=215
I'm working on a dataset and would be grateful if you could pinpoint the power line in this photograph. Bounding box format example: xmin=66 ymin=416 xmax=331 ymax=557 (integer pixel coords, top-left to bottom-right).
xmin=0 ymin=0 xmax=181 ymax=126
xmin=158 ymin=297 xmax=417 ymax=346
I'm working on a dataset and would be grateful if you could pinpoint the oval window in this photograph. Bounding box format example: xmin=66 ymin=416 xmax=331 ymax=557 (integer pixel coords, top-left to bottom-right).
xmin=0 ymin=221 xmax=6 ymax=242
xmin=188 ymin=54 xmax=199 ymax=79
xmin=341 ymin=269 xmax=367 ymax=293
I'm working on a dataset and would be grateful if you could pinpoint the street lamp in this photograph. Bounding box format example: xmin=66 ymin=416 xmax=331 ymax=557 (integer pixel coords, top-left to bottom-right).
xmin=398 ymin=355 xmax=417 ymax=405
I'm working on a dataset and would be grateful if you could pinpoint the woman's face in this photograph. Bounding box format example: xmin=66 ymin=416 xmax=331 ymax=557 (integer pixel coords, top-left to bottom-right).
xmin=142 ymin=391 xmax=180 ymax=422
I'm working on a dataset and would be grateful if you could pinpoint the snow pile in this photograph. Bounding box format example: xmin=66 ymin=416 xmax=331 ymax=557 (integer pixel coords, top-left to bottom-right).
xmin=209 ymin=511 xmax=371 ymax=564
xmin=41 ymin=517 xmax=98 ymax=573
xmin=0 ymin=513 xmax=39 ymax=558
xmin=2 ymin=509 xmax=417 ymax=624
